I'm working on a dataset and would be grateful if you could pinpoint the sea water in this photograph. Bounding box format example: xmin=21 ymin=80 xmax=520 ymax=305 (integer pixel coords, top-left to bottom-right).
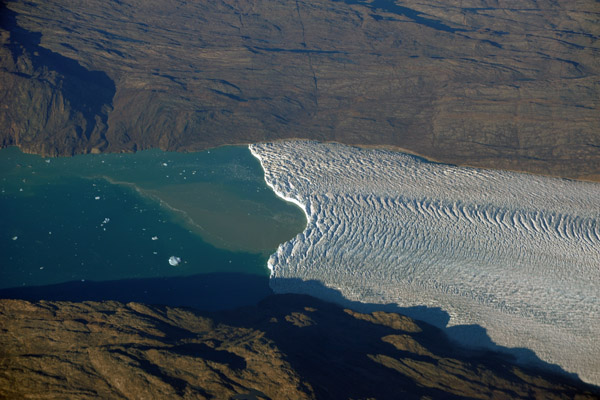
xmin=0 ymin=146 xmax=306 ymax=292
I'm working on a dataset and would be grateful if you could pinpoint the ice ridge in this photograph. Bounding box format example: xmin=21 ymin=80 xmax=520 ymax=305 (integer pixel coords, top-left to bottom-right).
xmin=249 ymin=141 xmax=600 ymax=385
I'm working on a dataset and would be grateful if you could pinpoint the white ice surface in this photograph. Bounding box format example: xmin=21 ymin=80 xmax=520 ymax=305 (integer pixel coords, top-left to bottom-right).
xmin=250 ymin=141 xmax=600 ymax=385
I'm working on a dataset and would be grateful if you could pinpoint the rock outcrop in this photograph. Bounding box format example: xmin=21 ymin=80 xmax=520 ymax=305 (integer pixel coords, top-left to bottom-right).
xmin=1 ymin=295 xmax=598 ymax=399
xmin=0 ymin=3 xmax=114 ymax=156
xmin=1 ymin=0 xmax=599 ymax=180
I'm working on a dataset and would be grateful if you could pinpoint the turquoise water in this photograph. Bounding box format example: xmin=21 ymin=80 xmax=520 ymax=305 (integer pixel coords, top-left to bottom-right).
xmin=0 ymin=146 xmax=306 ymax=291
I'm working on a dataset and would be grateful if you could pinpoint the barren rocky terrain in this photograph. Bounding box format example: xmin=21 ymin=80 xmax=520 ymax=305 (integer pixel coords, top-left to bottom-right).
xmin=1 ymin=0 xmax=599 ymax=180
xmin=1 ymin=295 xmax=598 ymax=399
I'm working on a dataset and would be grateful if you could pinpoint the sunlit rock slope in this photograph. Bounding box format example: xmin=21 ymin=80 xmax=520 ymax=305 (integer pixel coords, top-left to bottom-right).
xmin=1 ymin=0 xmax=599 ymax=180
xmin=1 ymin=296 xmax=598 ymax=399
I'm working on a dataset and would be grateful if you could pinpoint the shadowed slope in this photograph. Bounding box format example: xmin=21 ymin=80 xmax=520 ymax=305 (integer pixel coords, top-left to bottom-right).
xmin=1 ymin=293 xmax=598 ymax=399
xmin=0 ymin=3 xmax=114 ymax=155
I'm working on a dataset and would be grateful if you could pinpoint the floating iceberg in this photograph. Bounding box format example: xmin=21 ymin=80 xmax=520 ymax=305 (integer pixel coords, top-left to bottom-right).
xmin=168 ymin=256 xmax=181 ymax=266
xmin=250 ymin=141 xmax=600 ymax=385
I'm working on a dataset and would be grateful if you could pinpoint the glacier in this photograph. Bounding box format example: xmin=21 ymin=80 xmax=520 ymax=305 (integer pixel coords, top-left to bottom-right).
xmin=249 ymin=141 xmax=600 ymax=385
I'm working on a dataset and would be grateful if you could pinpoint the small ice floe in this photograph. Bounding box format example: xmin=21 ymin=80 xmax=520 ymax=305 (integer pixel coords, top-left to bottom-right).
xmin=151 ymin=236 xmax=158 ymax=241
xmin=12 ymin=236 xmax=18 ymax=241
xmin=100 ymin=218 xmax=110 ymax=229
xmin=168 ymin=256 xmax=181 ymax=266
xmin=94 ymin=196 xmax=101 ymax=200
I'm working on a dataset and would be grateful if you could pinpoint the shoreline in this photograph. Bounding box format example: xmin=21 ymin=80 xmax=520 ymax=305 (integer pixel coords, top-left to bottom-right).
xmin=248 ymin=144 xmax=310 ymax=277
xmin=4 ymin=140 xmax=600 ymax=184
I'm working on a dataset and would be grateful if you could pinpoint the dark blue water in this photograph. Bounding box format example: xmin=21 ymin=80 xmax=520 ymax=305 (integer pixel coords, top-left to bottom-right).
xmin=0 ymin=146 xmax=306 ymax=309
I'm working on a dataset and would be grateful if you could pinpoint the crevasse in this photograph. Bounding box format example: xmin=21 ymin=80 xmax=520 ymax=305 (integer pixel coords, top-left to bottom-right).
xmin=249 ymin=141 xmax=600 ymax=385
